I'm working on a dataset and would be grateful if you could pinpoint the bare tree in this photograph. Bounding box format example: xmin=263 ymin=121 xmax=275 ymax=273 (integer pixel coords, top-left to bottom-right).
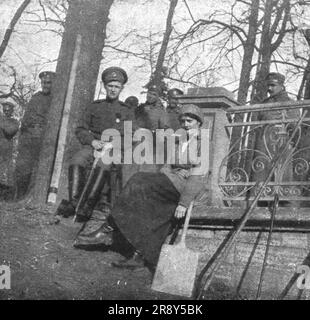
xmin=172 ymin=1 xmax=310 ymax=105
xmin=237 ymin=0 xmax=260 ymax=104
xmin=251 ymin=0 xmax=292 ymax=102
xmin=0 ymin=0 xmax=31 ymax=59
xmin=297 ymin=29 xmax=310 ymax=99
xmin=32 ymin=0 xmax=114 ymax=205
xmin=147 ymin=0 xmax=179 ymax=94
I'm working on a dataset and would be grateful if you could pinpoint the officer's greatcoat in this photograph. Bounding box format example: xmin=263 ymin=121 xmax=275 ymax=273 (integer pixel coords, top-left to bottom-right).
xmin=14 ymin=91 xmax=52 ymax=198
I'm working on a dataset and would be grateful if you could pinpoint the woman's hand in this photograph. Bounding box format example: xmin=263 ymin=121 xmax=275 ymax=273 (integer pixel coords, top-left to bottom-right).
xmin=176 ymin=169 xmax=190 ymax=179
xmin=174 ymin=204 xmax=187 ymax=219
xmin=91 ymin=139 xmax=106 ymax=150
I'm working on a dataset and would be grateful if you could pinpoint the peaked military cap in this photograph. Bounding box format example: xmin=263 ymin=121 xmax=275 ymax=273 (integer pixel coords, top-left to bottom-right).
xmin=179 ymin=104 xmax=204 ymax=124
xmin=39 ymin=71 xmax=56 ymax=80
xmin=266 ymin=72 xmax=285 ymax=85
xmin=168 ymin=88 xmax=184 ymax=97
xmin=101 ymin=67 xmax=128 ymax=85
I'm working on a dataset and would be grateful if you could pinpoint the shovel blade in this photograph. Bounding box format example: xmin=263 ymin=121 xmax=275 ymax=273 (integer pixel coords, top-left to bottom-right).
xmin=151 ymin=243 xmax=199 ymax=297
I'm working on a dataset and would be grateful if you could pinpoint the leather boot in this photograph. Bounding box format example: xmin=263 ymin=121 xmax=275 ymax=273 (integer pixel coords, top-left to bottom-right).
xmin=73 ymin=221 xmax=114 ymax=249
xmin=56 ymin=165 xmax=85 ymax=217
xmin=111 ymin=251 xmax=145 ymax=270
xmin=75 ymin=166 xmax=108 ymax=222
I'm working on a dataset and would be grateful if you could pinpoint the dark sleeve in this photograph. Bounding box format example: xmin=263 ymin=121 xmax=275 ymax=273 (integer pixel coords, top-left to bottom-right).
xmin=75 ymin=104 xmax=95 ymax=145
xmin=20 ymin=97 xmax=37 ymax=130
xmin=159 ymin=109 xmax=169 ymax=129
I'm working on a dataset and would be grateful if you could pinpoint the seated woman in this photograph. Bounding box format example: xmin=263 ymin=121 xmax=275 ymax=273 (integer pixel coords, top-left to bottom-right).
xmin=74 ymin=104 xmax=209 ymax=270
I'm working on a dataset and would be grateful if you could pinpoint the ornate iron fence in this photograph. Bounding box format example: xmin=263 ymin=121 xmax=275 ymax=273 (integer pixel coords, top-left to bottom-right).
xmin=218 ymin=100 xmax=310 ymax=203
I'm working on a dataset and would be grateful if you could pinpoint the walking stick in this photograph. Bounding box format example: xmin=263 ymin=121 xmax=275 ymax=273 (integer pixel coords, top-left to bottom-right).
xmin=73 ymin=142 xmax=112 ymax=222
xmin=47 ymin=34 xmax=82 ymax=204
xmin=255 ymin=193 xmax=279 ymax=299
xmin=194 ymin=109 xmax=307 ymax=300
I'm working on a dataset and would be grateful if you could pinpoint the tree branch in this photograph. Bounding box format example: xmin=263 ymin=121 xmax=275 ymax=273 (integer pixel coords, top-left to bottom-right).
xmin=271 ymin=0 xmax=291 ymax=52
xmin=0 ymin=0 xmax=31 ymax=59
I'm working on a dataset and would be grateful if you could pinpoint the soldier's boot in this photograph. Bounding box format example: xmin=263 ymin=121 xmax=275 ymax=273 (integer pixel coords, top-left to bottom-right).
xmin=14 ymin=173 xmax=32 ymax=201
xmin=73 ymin=221 xmax=114 ymax=249
xmin=75 ymin=166 xmax=108 ymax=222
xmin=56 ymin=165 xmax=85 ymax=217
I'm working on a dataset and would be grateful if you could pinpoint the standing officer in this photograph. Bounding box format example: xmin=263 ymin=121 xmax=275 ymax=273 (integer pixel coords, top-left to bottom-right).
xmin=136 ymin=84 xmax=168 ymax=131
xmin=166 ymin=88 xmax=184 ymax=131
xmin=134 ymin=84 xmax=168 ymax=173
xmin=56 ymin=66 xmax=135 ymax=221
xmin=14 ymin=71 xmax=56 ymax=200
xmin=0 ymin=100 xmax=19 ymax=188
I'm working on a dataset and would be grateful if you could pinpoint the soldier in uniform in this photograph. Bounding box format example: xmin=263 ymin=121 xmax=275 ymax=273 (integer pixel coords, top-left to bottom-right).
xmin=136 ymin=84 xmax=168 ymax=131
xmin=134 ymin=84 xmax=168 ymax=172
xmin=166 ymin=88 xmax=184 ymax=131
xmin=14 ymin=71 xmax=56 ymax=200
xmin=56 ymin=66 xmax=135 ymax=221
xmin=260 ymin=72 xmax=293 ymax=105
xmin=0 ymin=100 xmax=19 ymax=190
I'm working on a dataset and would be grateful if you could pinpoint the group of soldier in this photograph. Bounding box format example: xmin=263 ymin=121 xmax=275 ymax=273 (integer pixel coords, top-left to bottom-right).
xmin=0 ymin=67 xmax=295 ymax=206
xmin=0 ymin=66 xmax=185 ymax=206
xmin=0 ymin=71 xmax=55 ymax=200
xmin=56 ymin=67 xmax=186 ymax=223
xmin=0 ymin=65 xmax=300 ymax=267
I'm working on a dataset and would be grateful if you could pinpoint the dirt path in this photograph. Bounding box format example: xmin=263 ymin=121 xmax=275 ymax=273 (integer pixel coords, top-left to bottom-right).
xmin=0 ymin=202 xmax=181 ymax=300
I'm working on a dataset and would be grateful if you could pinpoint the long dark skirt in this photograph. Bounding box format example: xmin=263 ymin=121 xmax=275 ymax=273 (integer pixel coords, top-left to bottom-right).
xmin=111 ymin=172 xmax=180 ymax=266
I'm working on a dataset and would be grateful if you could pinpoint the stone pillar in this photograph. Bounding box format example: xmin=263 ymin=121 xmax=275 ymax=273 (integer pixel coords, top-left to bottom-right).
xmin=178 ymin=87 xmax=239 ymax=207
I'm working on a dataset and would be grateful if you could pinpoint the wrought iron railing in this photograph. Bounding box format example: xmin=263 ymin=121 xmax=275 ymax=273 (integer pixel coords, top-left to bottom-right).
xmin=218 ymin=100 xmax=310 ymax=204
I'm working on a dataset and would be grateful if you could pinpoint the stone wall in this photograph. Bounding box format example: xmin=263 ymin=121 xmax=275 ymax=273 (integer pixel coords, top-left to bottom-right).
xmin=175 ymin=206 xmax=310 ymax=299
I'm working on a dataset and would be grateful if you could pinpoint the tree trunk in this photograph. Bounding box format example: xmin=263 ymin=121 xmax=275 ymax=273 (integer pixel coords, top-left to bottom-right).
xmin=227 ymin=0 xmax=259 ymax=175
xmin=298 ymin=29 xmax=310 ymax=100
xmin=0 ymin=0 xmax=31 ymax=59
xmin=150 ymin=0 xmax=178 ymax=92
xmin=251 ymin=0 xmax=273 ymax=103
xmin=31 ymin=0 xmax=114 ymax=206
xmin=251 ymin=0 xmax=290 ymax=102
xmin=237 ymin=0 xmax=260 ymax=105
